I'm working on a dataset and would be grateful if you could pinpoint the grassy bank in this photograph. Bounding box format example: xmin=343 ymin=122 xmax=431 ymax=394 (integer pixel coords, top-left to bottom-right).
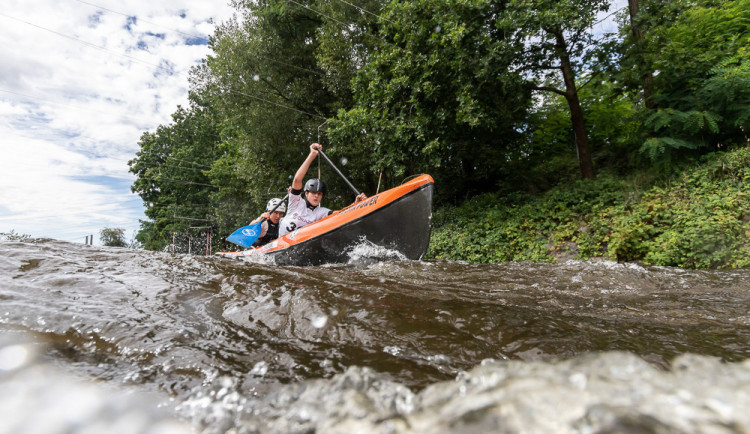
xmin=426 ymin=147 xmax=750 ymax=269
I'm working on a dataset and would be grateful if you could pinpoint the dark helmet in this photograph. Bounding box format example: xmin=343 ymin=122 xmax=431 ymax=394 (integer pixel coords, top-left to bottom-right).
xmin=304 ymin=178 xmax=326 ymax=196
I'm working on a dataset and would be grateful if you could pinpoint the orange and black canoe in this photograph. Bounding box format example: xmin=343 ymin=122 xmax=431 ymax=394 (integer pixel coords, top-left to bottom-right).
xmin=216 ymin=174 xmax=434 ymax=266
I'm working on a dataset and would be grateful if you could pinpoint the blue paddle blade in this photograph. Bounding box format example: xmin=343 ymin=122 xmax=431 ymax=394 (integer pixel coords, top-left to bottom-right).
xmin=226 ymin=222 xmax=263 ymax=248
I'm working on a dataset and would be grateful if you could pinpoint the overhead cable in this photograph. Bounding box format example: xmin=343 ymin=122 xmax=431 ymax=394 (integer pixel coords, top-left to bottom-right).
xmin=332 ymin=0 xmax=396 ymax=25
xmin=76 ymin=0 xmax=325 ymax=77
xmin=285 ymin=0 xmax=349 ymax=27
xmin=1 ymin=12 xmax=322 ymax=120
xmin=230 ymin=88 xmax=325 ymax=119
xmin=73 ymin=0 xmax=210 ymax=41
xmin=591 ymin=6 xmax=628 ymax=28
xmin=0 ymin=12 xmax=175 ymax=75
xmin=254 ymin=53 xmax=324 ymax=76
xmin=0 ymin=89 xmax=159 ymax=125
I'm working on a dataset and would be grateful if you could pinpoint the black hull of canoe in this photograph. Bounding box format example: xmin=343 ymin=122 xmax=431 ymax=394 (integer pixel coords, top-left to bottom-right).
xmin=269 ymin=183 xmax=433 ymax=266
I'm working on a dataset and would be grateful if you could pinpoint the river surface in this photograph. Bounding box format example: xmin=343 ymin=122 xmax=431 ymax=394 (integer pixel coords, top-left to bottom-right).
xmin=2 ymin=238 xmax=750 ymax=433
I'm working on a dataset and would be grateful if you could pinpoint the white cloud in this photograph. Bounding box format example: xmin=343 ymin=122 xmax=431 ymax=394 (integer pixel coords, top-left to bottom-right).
xmin=0 ymin=0 xmax=234 ymax=244
xmin=594 ymin=0 xmax=629 ymax=36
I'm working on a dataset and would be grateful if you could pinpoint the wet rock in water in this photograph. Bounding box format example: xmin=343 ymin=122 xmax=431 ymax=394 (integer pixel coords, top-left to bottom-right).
xmin=237 ymin=352 xmax=750 ymax=433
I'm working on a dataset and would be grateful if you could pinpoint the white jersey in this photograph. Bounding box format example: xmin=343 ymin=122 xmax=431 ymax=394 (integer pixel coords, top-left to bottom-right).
xmin=278 ymin=190 xmax=331 ymax=237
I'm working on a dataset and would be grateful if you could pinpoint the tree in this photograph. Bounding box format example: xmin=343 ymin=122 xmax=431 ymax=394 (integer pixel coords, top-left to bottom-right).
xmin=310 ymin=0 xmax=387 ymax=110
xmin=330 ymin=0 xmax=531 ymax=203
xmin=497 ymin=0 xmax=617 ymax=179
xmin=625 ymin=0 xmax=654 ymax=109
xmin=128 ymin=100 xmax=220 ymax=250
xmin=131 ymin=0 xmax=388 ymax=250
xmin=521 ymin=78 xmax=639 ymax=189
xmin=100 ymin=228 xmax=127 ymax=247
xmin=192 ymin=0 xmax=384 ymax=217
xmin=635 ymin=0 xmax=750 ymax=165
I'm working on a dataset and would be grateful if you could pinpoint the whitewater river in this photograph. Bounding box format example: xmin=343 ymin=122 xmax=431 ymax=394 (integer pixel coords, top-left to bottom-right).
xmin=2 ymin=238 xmax=750 ymax=433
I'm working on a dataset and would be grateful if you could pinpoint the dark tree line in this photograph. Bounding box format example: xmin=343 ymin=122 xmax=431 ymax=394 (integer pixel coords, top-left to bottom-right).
xmin=129 ymin=0 xmax=750 ymax=251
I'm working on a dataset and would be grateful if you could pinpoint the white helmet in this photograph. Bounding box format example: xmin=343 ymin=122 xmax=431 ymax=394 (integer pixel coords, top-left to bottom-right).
xmin=266 ymin=198 xmax=286 ymax=214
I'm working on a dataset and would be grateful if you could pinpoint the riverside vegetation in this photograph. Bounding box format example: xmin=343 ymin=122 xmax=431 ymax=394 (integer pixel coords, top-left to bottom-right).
xmin=126 ymin=0 xmax=750 ymax=269
xmin=427 ymin=146 xmax=750 ymax=269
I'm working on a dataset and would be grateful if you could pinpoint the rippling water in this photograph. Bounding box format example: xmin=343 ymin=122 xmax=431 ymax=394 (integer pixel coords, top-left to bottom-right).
xmin=2 ymin=238 xmax=750 ymax=432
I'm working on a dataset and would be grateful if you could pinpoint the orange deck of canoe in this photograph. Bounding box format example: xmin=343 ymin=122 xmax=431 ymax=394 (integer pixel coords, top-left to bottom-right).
xmin=217 ymin=174 xmax=434 ymax=265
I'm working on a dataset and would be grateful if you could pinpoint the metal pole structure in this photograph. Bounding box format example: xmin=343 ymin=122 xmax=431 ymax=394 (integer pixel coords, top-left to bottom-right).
xmin=317 ymin=119 xmax=330 ymax=143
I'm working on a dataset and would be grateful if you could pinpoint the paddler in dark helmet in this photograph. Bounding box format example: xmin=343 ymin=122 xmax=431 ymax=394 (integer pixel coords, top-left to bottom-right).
xmin=279 ymin=143 xmax=366 ymax=237
xmin=249 ymin=198 xmax=286 ymax=247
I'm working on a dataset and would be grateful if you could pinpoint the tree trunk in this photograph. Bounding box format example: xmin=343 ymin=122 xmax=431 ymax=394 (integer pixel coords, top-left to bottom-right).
xmin=628 ymin=0 xmax=655 ymax=109
xmin=553 ymin=29 xmax=595 ymax=179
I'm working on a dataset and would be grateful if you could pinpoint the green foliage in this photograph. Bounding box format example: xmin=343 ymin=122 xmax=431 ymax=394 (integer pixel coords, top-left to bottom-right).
xmin=128 ymin=0 xmax=750 ymax=257
xmin=330 ymin=0 xmax=531 ymax=203
xmin=519 ymin=80 xmax=641 ymax=191
xmin=498 ymin=0 xmax=614 ymax=82
xmin=582 ymin=81 xmax=642 ymax=171
xmin=622 ymin=0 xmax=750 ymax=166
xmin=100 ymin=228 xmax=127 ymax=248
xmin=498 ymin=0 xmax=616 ymax=179
xmin=128 ymin=101 xmax=220 ymax=251
xmin=610 ymin=148 xmax=750 ymax=268
xmin=428 ymin=176 xmax=627 ymax=263
xmin=198 ymin=0 xmax=382 ymax=210
xmin=428 ymin=146 xmax=750 ymax=269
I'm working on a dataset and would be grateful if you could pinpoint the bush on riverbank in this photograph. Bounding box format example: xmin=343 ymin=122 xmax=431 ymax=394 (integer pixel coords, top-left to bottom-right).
xmin=426 ymin=147 xmax=750 ymax=269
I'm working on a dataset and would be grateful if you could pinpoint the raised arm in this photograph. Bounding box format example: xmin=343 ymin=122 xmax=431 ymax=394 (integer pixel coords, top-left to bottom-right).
xmin=292 ymin=143 xmax=321 ymax=190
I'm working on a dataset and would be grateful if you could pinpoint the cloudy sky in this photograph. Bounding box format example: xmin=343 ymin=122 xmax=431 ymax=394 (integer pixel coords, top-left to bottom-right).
xmin=0 ymin=0 xmax=235 ymax=244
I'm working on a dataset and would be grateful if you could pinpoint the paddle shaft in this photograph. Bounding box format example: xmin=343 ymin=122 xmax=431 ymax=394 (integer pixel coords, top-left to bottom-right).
xmin=317 ymin=149 xmax=361 ymax=196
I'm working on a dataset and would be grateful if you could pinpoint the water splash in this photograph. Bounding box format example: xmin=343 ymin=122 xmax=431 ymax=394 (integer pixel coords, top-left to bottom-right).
xmin=311 ymin=314 xmax=328 ymax=329
xmin=0 ymin=344 xmax=29 ymax=371
xmin=0 ymin=335 xmax=187 ymax=434
xmin=345 ymin=238 xmax=408 ymax=265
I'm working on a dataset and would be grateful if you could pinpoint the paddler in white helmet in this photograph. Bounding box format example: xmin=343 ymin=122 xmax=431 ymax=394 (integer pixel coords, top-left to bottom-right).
xmin=249 ymin=197 xmax=286 ymax=247
xmin=279 ymin=143 xmax=367 ymax=237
